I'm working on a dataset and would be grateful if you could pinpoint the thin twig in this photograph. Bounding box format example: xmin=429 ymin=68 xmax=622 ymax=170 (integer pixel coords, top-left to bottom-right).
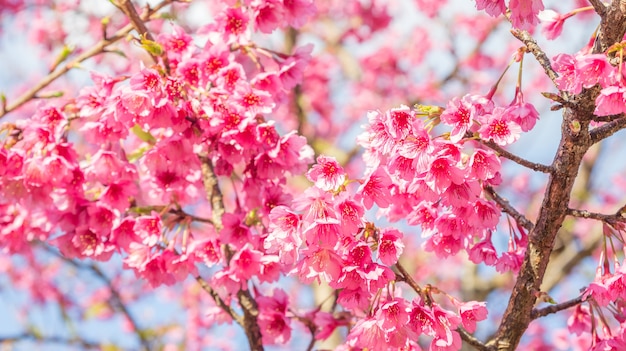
xmin=484 ymin=186 xmax=534 ymax=231
xmin=530 ymin=295 xmax=584 ymax=319
xmin=567 ymin=208 xmax=626 ymax=224
xmin=112 ymin=0 xmax=170 ymax=71
xmin=0 ymin=0 xmax=173 ymax=119
xmin=40 ymin=245 xmax=152 ymax=351
xmin=457 ymin=327 xmax=489 ymax=351
xmin=0 ymin=334 xmax=104 ymax=350
xmin=194 ymin=275 xmax=243 ymax=324
xmin=510 ymin=29 xmax=561 ymax=89
xmin=394 ymin=261 xmax=422 ymax=295
xmin=480 ymin=139 xmax=553 ymax=173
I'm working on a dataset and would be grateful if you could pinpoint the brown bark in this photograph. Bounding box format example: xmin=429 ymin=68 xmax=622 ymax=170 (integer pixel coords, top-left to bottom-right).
xmin=487 ymin=2 xmax=626 ymax=349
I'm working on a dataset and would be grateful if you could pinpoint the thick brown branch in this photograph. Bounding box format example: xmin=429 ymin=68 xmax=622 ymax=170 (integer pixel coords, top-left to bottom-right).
xmin=480 ymin=139 xmax=553 ymax=173
xmin=199 ymin=155 xmax=225 ymax=231
xmin=531 ymin=295 xmax=584 ymax=319
xmin=590 ymin=117 xmax=626 ymax=144
xmin=488 ymin=74 xmax=597 ymax=351
xmin=484 ymin=186 xmax=534 ymax=231
xmin=199 ymin=155 xmax=264 ymax=351
xmin=588 ymin=0 xmax=608 ymax=15
xmin=0 ymin=0 xmax=173 ymax=119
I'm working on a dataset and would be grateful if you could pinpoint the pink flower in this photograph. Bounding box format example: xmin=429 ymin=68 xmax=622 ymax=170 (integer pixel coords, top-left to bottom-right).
xmin=595 ymin=86 xmax=626 ymax=116
xmin=296 ymin=246 xmax=343 ymax=284
xmin=378 ymin=228 xmax=404 ymax=266
xmin=455 ymin=300 xmax=488 ymax=333
xmin=440 ymin=94 xmax=492 ymax=142
xmin=508 ymin=0 xmax=544 ymax=30
xmin=553 ymin=53 xmax=582 ymax=94
xmin=506 ymin=93 xmax=540 ymax=132
xmin=230 ymin=244 xmax=263 ymax=280
xmin=253 ymin=0 xmax=284 ymax=33
xmin=218 ymin=7 xmax=249 ymax=43
xmin=567 ymin=304 xmax=591 ymax=336
xmin=279 ymin=44 xmax=313 ymax=90
xmin=468 ymin=237 xmax=498 ymax=266
xmin=134 ymin=214 xmax=163 ymax=248
xmin=307 ymin=155 xmax=346 ymax=191
xmin=538 ymin=9 xmax=571 ymax=40
xmin=346 ymin=317 xmax=387 ymax=350
xmin=576 ymin=54 xmax=614 ymax=89
xmin=302 ymin=218 xmax=341 ymax=249
xmin=257 ymin=289 xmax=291 ymax=344
xmin=474 ymin=0 xmax=506 ymax=17
xmin=424 ymin=155 xmax=466 ymax=193
xmin=282 ymin=0 xmax=316 ymax=28
xmin=467 ymin=149 xmax=500 ymax=181
xmin=335 ymin=196 xmax=365 ymax=237
xmin=385 ymin=105 xmax=413 ymax=139
xmin=478 ymin=107 xmax=522 ymax=146
xmin=357 ymin=166 xmax=393 ymax=210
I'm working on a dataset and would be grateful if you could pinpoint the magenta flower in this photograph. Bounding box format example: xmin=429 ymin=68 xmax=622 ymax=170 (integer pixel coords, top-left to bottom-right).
xmin=595 ymin=85 xmax=626 ymax=116
xmin=357 ymin=166 xmax=393 ymax=209
xmin=506 ymin=92 xmax=540 ymax=132
xmin=306 ymin=155 xmax=346 ymax=191
xmin=474 ymin=0 xmax=506 ymax=17
xmin=538 ymin=9 xmax=571 ymax=40
xmin=378 ymin=228 xmax=404 ymax=266
xmin=508 ymin=0 xmax=544 ymax=30
xmin=478 ymin=107 xmax=522 ymax=146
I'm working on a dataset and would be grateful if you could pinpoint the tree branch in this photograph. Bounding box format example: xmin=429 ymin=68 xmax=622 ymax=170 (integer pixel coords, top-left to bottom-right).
xmin=458 ymin=327 xmax=489 ymax=351
xmin=0 ymin=333 xmax=103 ymax=350
xmin=567 ymin=208 xmax=626 ymax=224
xmin=112 ymin=0 xmax=169 ymax=71
xmin=530 ymin=295 xmax=584 ymax=319
xmin=590 ymin=117 xmax=626 ymax=144
xmin=484 ymin=186 xmax=534 ymax=231
xmin=199 ymin=155 xmax=264 ymax=351
xmin=0 ymin=0 xmax=173 ymax=119
xmin=480 ymin=139 xmax=553 ymax=173
xmin=40 ymin=245 xmax=152 ymax=351
xmin=510 ymin=29 xmax=561 ymax=89
xmin=194 ymin=275 xmax=243 ymax=325
xmin=588 ymin=0 xmax=608 ymax=15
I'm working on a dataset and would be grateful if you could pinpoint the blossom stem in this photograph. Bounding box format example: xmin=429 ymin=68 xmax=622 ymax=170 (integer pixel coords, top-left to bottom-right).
xmin=479 ymin=139 xmax=553 ymax=173
xmin=510 ymin=29 xmax=561 ymax=89
xmin=394 ymin=261 xmax=422 ymax=295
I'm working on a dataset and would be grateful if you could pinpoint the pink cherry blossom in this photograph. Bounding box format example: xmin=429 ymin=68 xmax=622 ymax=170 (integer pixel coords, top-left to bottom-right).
xmin=478 ymin=107 xmax=522 ymax=145
xmin=306 ymin=155 xmax=346 ymax=191
xmin=538 ymin=9 xmax=572 ymax=40
xmin=508 ymin=0 xmax=544 ymax=30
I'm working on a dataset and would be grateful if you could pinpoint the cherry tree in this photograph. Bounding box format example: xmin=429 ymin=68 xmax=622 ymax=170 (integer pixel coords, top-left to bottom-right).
xmin=1 ymin=0 xmax=626 ymax=350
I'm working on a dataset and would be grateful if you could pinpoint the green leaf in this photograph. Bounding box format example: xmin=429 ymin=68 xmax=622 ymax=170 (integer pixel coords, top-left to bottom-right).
xmin=131 ymin=124 xmax=156 ymax=144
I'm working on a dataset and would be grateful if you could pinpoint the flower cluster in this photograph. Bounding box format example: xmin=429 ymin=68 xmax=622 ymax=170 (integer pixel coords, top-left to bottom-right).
xmin=553 ymin=52 xmax=626 ymax=116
